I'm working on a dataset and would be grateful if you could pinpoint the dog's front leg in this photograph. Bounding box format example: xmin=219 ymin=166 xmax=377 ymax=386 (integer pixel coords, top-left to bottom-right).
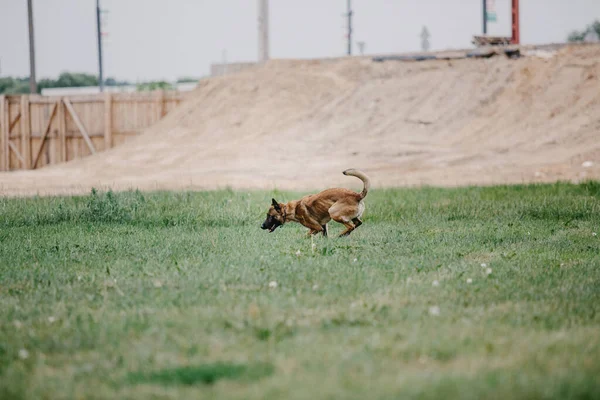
xmin=301 ymin=218 xmax=324 ymax=237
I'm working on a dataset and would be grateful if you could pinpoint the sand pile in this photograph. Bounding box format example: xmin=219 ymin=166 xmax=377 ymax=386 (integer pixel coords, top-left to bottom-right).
xmin=2 ymin=44 xmax=599 ymax=196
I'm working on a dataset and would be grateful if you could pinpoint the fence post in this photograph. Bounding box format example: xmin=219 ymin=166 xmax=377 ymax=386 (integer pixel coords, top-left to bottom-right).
xmin=156 ymin=90 xmax=166 ymax=120
xmin=104 ymin=92 xmax=112 ymax=149
xmin=0 ymin=95 xmax=7 ymax=171
xmin=20 ymin=95 xmax=32 ymax=169
xmin=58 ymin=98 xmax=67 ymax=162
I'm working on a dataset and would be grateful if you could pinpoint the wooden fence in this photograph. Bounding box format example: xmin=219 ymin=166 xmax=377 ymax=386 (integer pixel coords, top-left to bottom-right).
xmin=0 ymin=91 xmax=183 ymax=171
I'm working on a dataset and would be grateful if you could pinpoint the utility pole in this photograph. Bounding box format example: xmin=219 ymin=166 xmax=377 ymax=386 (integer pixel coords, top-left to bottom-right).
xmin=420 ymin=26 xmax=430 ymax=52
xmin=346 ymin=0 xmax=353 ymax=56
xmin=257 ymin=0 xmax=269 ymax=63
xmin=357 ymin=41 xmax=365 ymax=55
xmin=96 ymin=0 xmax=104 ymax=92
xmin=482 ymin=0 xmax=487 ymax=35
xmin=27 ymin=0 xmax=37 ymax=93
xmin=511 ymin=0 xmax=520 ymax=44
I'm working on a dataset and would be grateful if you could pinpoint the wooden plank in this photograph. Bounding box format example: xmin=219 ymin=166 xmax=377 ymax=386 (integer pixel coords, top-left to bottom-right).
xmin=112 ymin=130 xmax=142 ymax=136
xmin=63 ymin=98 xmax=96 ymax=154
xmin=20 ymin=95 xmax=32 ymax=169
xmin=9 ymin=141 xmax=26 ymax=165
xmin=156 ymin=90 xmax=166 ymax=120
xmin=9 ymin=112 xmax=21 ymax=132
xmin=27 ymin=97 xmax=63 ymax=104
xmin=0 ymin=95 xmax=7 ymax=171
xmin=27 ymin=132 xmax=107 ymax=138
xmin=32 ymin=101 xmax=58 ymax=169
xmin=104 ymin=92 xmax=112 ymax=149
xmin=61 ymin=97 xmax=103 ymax=104
xmin=58 ymin=98 xmax=67 ymax=162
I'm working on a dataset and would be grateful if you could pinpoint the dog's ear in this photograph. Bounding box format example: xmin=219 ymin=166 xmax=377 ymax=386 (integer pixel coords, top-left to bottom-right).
xmin=271 ymin=198 xmax=281 ymax=212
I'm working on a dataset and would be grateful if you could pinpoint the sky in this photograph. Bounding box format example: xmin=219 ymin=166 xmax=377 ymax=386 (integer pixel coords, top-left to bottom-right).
xmin=0 ymin=0 xmax=599 ymax=82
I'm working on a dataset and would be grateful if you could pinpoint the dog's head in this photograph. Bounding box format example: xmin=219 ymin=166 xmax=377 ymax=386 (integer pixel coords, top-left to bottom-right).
xmin=261 ymin=198 xmax=285 ymax=233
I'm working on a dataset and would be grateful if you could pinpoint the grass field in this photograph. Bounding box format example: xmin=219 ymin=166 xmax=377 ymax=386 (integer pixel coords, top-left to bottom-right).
xmin=1 ymin=182 xmax=600 ymax=399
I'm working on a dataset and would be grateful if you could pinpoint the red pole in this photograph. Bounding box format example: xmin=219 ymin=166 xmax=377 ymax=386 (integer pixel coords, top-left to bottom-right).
xmin=511 ymin=0 xmax=520 ymax=44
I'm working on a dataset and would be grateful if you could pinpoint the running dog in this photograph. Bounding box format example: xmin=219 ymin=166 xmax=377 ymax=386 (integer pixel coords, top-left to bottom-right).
xmin=261 ymin=169 xmax=370 ymax=237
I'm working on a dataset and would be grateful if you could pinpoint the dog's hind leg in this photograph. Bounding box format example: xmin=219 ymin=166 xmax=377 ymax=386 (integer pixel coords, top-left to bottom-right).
xmin=321 ymin=224 xmax=328 ymax=237
xmin=337 ymin=221 xmax=356 ymax=237
xmin=329 ymin=202 xmax=358 ymax=237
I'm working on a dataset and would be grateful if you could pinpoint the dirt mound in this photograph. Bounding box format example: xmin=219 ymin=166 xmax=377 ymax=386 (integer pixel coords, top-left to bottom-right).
xmin=2 ymin=45 xmax=600 ymax=197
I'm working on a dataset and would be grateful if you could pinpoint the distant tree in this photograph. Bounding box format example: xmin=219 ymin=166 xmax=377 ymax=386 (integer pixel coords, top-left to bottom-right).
xmin=37 ymin=72 xmax=98 ymax=93
xmin=568 ymin=31 xmax=586 ymax=42
xmin=590 ymin=20 xmax=600 ymax=40
xmin=105 ymin=77 xmax=130 ymax=87
xmin=136 ymin=81 xmax=174 ymax=91
xmin=0 ymin=77 xmax=29 ymax=94
xmin=568 ymin=19 xmax=600 ymax=42
xmin=176 ymin=77 xmax=199 ymax=83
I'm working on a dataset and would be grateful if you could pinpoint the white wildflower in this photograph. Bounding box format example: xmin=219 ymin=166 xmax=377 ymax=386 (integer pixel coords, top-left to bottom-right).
xmin=466 ymin=278 xmax=473 ymax=284
xmin=353 ymin=258 xmax=358 ymax=262
xmin=486 ymin=268 xmax=493 ymax=275
xmin=593 ymin=232 xmax=597 ymax=237
xmin=153 ymin=280 xmax=163 ymax=288
xmin=268 ymin=281 xmax=278 ymax=289
xmin=47 ymin=316 xmax=56 ymax=324
xmin=295 ymin=250 xmax=301 ymax=256
xmin=432 ymin=280 xmax=440 ymax=287
xmin=428 ymin=306 xmax=440 ymax=316
xmin=312 ymin=284 xmax=319 ymax=291
xmin=480 ymin=263 xmax=487 ymax=268
xmin=18 ymin=349 xmax=29 ymax=360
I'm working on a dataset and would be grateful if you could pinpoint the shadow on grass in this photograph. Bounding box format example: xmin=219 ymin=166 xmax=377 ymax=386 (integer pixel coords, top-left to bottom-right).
xmin=128 ymin=362 xmax=274 ymax=386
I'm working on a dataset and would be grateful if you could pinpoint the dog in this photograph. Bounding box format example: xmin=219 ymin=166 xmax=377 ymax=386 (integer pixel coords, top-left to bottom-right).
xmin=261 ymin=169 xmax=370 ymax=237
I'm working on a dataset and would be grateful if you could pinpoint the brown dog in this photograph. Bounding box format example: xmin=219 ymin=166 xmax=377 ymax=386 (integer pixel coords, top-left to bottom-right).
xmin=261 ymin=169 xmax=370 ymax=237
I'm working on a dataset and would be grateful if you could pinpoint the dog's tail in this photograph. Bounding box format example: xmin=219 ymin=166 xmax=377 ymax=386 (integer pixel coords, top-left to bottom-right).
xmin=343 ymin=169 xmax=370 ymax=199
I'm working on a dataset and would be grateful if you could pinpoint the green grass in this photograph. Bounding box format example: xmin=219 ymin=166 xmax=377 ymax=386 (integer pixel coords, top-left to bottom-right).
xmin=1 ymin=182 xmax=599 ymax=399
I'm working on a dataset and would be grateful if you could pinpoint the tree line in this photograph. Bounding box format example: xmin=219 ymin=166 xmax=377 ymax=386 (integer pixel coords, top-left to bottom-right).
xmin=0 ymin=72 xmax=198 ymax=95
xmin=568 ymin=19 xmax=600 ymax=42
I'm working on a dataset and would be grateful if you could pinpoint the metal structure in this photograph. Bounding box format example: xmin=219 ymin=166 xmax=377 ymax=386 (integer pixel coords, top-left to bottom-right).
xmin=27 ymin=0 xmax=37 ymax=94
xmin=258 ymin=0 xmax=270 ymax=63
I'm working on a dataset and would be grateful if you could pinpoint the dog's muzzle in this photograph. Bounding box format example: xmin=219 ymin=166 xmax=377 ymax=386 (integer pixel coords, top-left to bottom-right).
xmin=261 ymin=220 xmax=282 ymax=233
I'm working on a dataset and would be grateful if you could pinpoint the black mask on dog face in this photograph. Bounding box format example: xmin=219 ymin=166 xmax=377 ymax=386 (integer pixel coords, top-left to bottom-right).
xmin=261 ymin=198 xmax=284 ymax=233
